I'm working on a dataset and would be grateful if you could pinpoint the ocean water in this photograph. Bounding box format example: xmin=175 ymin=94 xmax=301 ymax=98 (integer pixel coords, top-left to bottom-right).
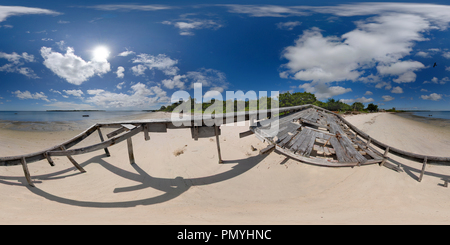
xmin=410 ymin=111 xmax=450 ymax=120
xmin=0 ymin=110 xmax=149 ymax=122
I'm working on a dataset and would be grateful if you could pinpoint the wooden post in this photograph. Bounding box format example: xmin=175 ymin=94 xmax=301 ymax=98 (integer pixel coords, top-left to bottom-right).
xmin=20 ymin=157 xmax=35 ymax=187
xmin=380 ymin=146 xmax=390 ymax=167
xmin=143 ymin=123 xmax=150 ymax=141
xmin=43 ymin=152 xmax=54 ymax=166
xmin=419 ymin=156 xmax=427 ymax=182
xmin=97 ymin=127 xmax=110 ymax=157
xmin=60 ymin=146 xmax=86 ymax=173
xmin=215 ymin=125 xmax=223 ymax=164
xmin=365 ymin=136 xmax=371 ymax=149
xmin=127 ymin=138 xmax=135 ymax=164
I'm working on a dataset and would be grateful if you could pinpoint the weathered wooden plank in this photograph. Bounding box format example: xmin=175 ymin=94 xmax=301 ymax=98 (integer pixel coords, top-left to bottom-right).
xmin=260 ymin=144 xmax=275 ymax=155
xmin=239 ymin=130 xmax=254 ymax=138
xmin=419 ymin=156 xmax=427 ymax=182
xmin=97 ymin=127 xmax=111 ymax=157
xmin=143 ymin=123 xmax=150 ymax=141
xmin=290 ymin=128 xmax=312 ymax=153
xmin=60 ymin=145 xmax=86 ymax=173
xmin=380 ymin=146 xmax=390 ymax=166
xmin=107 ymin=126 xmax=127 ymax=139
xmin=148 ymin=123 xmax=167 ymax=133
xmin=127 ymin=138 xmax=135 ymax=165
xmin=329 ymin=136 xmax=351 ymax=162
xmin=20 ymin=157 xmax=35 ymax=187
xmin=215 ymin=126 xmax=223 ymax=163
xmin=43 ymin=152 xmax=54 ymax=166
xmin=121 ymin=124 xmax=136 ymax=130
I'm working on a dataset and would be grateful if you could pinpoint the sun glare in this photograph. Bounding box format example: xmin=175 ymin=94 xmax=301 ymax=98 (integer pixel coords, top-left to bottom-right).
xmin=93 ymin=46 xmax=109 ymax=61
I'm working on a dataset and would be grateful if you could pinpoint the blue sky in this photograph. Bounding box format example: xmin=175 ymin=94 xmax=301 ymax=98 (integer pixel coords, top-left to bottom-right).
xmin=1 ymin=1 xmax=450 ymax=110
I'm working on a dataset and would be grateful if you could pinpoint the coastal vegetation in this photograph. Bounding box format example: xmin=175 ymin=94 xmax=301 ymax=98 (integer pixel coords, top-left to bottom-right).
xmin=157 ymin=91 xmax=399 ymax=114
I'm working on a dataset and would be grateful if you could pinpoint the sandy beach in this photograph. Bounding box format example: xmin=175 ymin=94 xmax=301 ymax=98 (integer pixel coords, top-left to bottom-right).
xmin=1 ymin=111 xmax=450 ymax=224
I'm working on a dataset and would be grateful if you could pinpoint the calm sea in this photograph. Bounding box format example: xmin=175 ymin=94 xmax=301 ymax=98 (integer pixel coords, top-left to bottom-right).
xmin=0 ymin=111 xmax=149 ymax=122
xmin=410 ymin=111 xmax=450 ymax=120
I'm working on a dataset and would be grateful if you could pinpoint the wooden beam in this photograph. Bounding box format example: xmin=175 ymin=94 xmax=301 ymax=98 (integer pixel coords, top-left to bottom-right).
xmin=127 ymin=138 xmax=135 ymax=165
xmin=60 ymin=146 xmax=86 ymax=173
xmin=97 ymin=127 xmax=110 ymax=157
xmin=215 ymin=125 xmax=223 ymax=164
xmin=43 ymin=152 xmax=54 ymax=166
xmin=143 ymin=123 xmax=150 ymax=141
xmin=20 ymin=157 xmax=35 ymax=187
xmin=419 ymin=156 xmax=427 ymax=182
xmin=380 ymin=147 xmax=390 ymax=167
xmin=239 ymin=130 xmax=254 ymax=138
xmin=107 ymin=126 xmax=127 ymax=138
xmin=260 ymin=144 xmax=275 ymax=155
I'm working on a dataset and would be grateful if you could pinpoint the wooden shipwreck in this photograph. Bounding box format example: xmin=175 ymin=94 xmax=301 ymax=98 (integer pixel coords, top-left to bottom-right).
xmin=1 ymin=104 xmax=449 ymax=187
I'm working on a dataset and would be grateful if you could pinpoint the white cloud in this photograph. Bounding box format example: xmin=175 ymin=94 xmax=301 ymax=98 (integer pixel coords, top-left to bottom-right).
xmin=40 ymin=46 xmax=111 ymax=85
xmin=87 ymin=4 xmax=172 ymax=11
xmin=391 ymin=86 xmax=404 ymax=94
xmin=57 ymin=20 xmax=70 ymax=24
xmin=117 ymin=50 xmax=135 ymax=57
xmin=85 ymin=82 xmax=169 ymax=108
xmin=116 ymin=81 xmax=125 ymax=90
xmin=423 ymin=76 xmax=448 ymax=84
xmin=162 ymin=74 xmax=186 ymax=89
xmin=340 ymin=96 xmax=374 ymax=104
xmin=13 ymin=90 xmax=50 ymax=102
xmin=221 ymin=4 xmax=309 ymax=17
xmin=162 ymin=19 xmax=222 ymax=36
xmin=131 ymin=53 xmax=178 ymax=76
xmin=43 ymin=101 xmax=95 ymax=110
xmin=442 ymin=52 xmax=450 ymax=59
xmin=276 ymin=21 xmax=302 ymax=30
xmin=116 ymin=66 xmax=125 ymax=78
xmin=415 ymin=51 xmax=431 ymax=58
xmin=281 ymin=13 xmax=428 ymax=84
xmin=382 ymin=95 xmax=395 ymax=102
xmin=420 ymin=88 xmax=429 ymax=92
xmin=0 ymin=51 xmax=38 ymax=78
xmin=63 ymin=89 xmax=84 ymax=98
xmin=0 ymin=6 xmax=61 ymax=23
xmin=299 ymin=83 xmax=352 ymax=100
xmin=421 ymin=93 xmax=442 ymax=101
xmin=364 ymin=91 xmax=373 ymax=95
xmin=186 ymin=68 xmax=228 ymax=91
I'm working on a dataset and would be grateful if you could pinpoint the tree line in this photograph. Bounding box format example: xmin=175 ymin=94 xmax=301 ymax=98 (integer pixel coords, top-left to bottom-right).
xmin=157 ymin=91 xmax=390 ymax=113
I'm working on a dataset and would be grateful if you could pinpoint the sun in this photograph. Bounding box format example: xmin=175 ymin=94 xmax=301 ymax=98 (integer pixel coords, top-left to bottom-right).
xmin=93 ymin=46 xmax=109 ymax=61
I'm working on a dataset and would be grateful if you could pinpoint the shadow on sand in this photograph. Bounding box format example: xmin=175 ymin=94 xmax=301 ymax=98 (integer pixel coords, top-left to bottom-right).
xmin=0 ymin=152 xmax=268 ymax=208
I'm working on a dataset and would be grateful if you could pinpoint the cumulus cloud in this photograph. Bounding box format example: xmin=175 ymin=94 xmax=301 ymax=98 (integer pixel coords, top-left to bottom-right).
xmin=85 ymin=82 xmax=169 ymax=108
xmin=40 ymin=46 xmax=111 ymax=85
xmin=43 ymin=101 xmax=95 ymax=110
xmin=186 ymin=68 xmax=229 ymax=92
xmin=415 ymin=51 xmax=431 ymax=58
xmin=364 ymin=91 xmax=373 ymax=95
xmin=421 ymin=93 xmax=442 ymax=101
xmin=340 ymin=96 xmax=374 ymax=104
xmin=221 ymin=4 xmax=309 ymax=17
xmin=0 ymin=51 xmax=38 ymax=78
xmin=162 ymin=74 xmax=186 ymax=89
xmin=13 ymin=90 xmax=49 ymax=102
xmin=382 ymin=95 xmax=395 ymax=102
xmin=131 ymin=53 xmax=178 ymax=76
xmin=117 ymin=50 xmax=135 ymax=57
xmin=391 ymin=86 xmax=404 ymax=94
xmin=86 ymin=4 xmax=172 ymax=11
xmin=299 ymin=83 xmax=352 ymax=100
xmin=423 ymin=76 xmax=449 ymax=84
xmin=116 ymin=81 xmax=125 ymax=90
xmin=63 ymin=89 xmax=84 ymax=98
xmin=116 ymin=66 xmax=125 ymax=78
xmin=162 ymin=19 xmax=222 ymax=36
xmin=0 ymin=6 xmax=61 ymax=23
xmin=276 ymin=21 xmax=302 ymax=30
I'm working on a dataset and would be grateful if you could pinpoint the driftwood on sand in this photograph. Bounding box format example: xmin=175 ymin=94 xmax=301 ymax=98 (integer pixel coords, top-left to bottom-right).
xmin=1 ymin=104 xmax=449 ymax=187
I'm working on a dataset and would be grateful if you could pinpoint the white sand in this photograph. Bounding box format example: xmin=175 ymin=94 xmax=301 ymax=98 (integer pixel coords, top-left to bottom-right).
xmin=1 ymin=111 xmax=450 ymax=224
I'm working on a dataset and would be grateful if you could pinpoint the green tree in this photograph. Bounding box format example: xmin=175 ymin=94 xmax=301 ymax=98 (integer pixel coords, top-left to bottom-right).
xmin=366 ymin=103 xmax=378 ymax=112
